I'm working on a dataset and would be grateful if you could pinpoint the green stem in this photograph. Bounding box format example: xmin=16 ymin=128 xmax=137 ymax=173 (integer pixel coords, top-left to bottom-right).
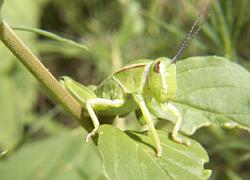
xmin=0 ymin=20 xmax=92 ymax=131
xmin=12 ymin=26 xmax=90 ymax=52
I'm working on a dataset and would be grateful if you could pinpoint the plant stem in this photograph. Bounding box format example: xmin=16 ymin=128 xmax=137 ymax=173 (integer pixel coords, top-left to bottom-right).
xmin=12 ymin=26 xmax=90 ymax=52
xmin=0 ymin=20 xmax=92 ymax=131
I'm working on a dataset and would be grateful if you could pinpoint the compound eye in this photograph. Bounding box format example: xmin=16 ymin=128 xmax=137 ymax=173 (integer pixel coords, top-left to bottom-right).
xmin=154 ymin=62 xmax=160 ymax=73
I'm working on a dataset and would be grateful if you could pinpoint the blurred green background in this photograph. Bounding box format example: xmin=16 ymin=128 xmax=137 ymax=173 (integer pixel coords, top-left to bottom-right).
xmin=0 ymin=0 xmax=250 ymax=179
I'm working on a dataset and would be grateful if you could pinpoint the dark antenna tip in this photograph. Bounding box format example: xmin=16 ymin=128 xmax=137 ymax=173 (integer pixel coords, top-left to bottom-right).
xmin=171 ymin=6 xmax=210 ymax=64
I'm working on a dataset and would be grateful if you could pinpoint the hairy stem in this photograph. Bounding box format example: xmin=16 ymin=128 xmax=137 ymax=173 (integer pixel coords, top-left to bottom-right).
xmin=0 ymin=20 xmax=92 ymax=131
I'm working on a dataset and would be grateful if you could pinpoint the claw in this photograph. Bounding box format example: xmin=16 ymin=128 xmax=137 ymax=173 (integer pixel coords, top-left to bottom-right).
xmin=172 ymin=135 xmax=191 ymax=146
xmin=86 ymin=127 xmax=99 ymax=143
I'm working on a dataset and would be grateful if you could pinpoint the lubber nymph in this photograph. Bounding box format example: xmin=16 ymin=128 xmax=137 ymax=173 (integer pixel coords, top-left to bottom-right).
xmin=60 ymin=8 xmax=209 ymax=157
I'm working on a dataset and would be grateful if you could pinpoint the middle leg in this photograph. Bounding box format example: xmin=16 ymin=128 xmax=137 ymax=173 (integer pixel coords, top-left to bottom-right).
xmin=86 ymin=98 xmax=124 ymax=142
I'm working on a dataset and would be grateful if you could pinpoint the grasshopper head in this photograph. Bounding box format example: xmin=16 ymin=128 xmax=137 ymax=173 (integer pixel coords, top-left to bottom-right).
xmin=146 ymin=57 xmax=177 ymax=103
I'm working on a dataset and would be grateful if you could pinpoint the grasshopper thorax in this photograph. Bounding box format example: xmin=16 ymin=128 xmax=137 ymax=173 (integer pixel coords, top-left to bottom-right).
xmin=144 ymin=57 xmax=177 ymax=103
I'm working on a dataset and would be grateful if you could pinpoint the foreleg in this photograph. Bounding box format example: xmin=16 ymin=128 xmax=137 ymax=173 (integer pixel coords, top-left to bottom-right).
xmin=162 ymin=103 xmax=190 ymax=146
xmin=133 ymin=94 xmax=162 ymax=157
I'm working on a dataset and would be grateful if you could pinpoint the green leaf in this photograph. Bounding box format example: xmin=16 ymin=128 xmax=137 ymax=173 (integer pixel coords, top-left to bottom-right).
xmin=98 ymin=125 xmax=211 ymax=180
xmin=153 ymin=56 xmax=250 ymax=135
xmin=0 ymin=129 xmax=105 ymax=180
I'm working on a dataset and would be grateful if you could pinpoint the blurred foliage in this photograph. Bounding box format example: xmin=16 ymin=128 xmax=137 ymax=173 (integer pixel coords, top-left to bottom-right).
xmin=0 ymin=0 xmax=250 ymax=179
xmin=0 ymin=0 xmax=44 ymax=152
xmin=0 ymin=129 xmax=105 ymax=180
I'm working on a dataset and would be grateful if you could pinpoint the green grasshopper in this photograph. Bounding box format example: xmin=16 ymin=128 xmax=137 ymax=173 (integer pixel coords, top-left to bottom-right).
xmin=60 ymin=9 xmax=209 ymax=157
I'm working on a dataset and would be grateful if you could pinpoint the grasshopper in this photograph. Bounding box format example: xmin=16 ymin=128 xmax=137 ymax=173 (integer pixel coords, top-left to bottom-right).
xmin=60 ymin=8 xmax=209 ymax=157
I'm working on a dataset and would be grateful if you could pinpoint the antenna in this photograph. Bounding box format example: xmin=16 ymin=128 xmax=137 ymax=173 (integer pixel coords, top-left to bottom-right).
xmin=171 ymin=6 xmax=210 ymax=64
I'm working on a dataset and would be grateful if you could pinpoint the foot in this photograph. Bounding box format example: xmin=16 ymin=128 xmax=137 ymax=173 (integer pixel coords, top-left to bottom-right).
xmin=86 ymin=127 xmax=99 ymax=143
xmin=172 ymin=134 xmax=191 ymax=146
xmin=156 ymin=145 xmax=163 ymax=157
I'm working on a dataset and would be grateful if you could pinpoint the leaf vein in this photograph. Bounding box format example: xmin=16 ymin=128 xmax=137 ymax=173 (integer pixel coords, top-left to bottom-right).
xmin=157 ymin=135 xmax=199 ymax=163
xmin=164 ymin=157 xmax=204 ymax=179
xmin=128 ymin=134 xmax=172 ymax=178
